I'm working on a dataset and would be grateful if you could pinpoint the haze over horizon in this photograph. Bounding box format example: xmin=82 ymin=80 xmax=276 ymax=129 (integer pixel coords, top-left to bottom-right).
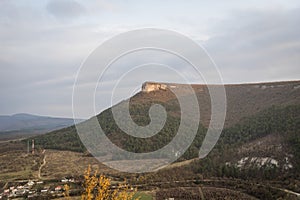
xmin=1 ymin=0 xmax=300 ymax=118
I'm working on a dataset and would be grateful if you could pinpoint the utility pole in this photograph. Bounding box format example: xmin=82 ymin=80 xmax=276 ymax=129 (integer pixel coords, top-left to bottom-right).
xmin=32 ymin=139 xmax=35 ymax=154
xmin=27 ymin=140 xmax=29 ymax=154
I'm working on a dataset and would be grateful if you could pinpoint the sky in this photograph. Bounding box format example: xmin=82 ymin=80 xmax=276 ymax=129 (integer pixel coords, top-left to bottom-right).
xmin=0 ymin=0 xmax=300 ymax=118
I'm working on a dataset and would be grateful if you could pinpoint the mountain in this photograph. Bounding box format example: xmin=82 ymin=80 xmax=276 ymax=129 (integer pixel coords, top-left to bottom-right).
xmin=26 ymin=80 xmax=300 ymax=197
xmin=0 ymin=113 xmax=84 ymax=140
xmin=32 ymin=80 xmax=300 ymax=152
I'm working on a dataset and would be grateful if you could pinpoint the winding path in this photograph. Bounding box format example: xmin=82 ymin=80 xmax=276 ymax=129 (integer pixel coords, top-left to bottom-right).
xmin=276 ymin=187 xmax=300 ymax=197
xmin=2 ymin=182 xmax=8 ymax=190
xmin=38 ymin=153 xmax=46 ymax=179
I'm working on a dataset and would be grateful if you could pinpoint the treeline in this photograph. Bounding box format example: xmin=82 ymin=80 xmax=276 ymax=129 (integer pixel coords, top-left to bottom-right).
xmin=29 ymin=126 xmax=85 ymax=152
xmin=220 ymin=104 xmax=299 ymax=146
xmin=29 ymin=101 xmax=299 ymax=173
xmin=98 ymin=100 xmax=207 ymax=158
xmin=29 ymin=98 xmax=202 ymax=156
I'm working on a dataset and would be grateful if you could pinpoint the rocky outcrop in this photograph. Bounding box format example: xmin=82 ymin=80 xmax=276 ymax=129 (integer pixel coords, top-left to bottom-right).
xmin=142 ymin=82 xmax=167 ymax=93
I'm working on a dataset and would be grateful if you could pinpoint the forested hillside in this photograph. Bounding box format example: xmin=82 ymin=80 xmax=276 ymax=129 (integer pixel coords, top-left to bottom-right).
xmin=190 ymin=105 xmax=300 ymax=177
xmin=31 ymin=81 xmax=300 ymax=164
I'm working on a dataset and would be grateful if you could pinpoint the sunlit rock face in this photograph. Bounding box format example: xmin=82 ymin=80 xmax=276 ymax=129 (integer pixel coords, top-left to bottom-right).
xmin=142 ymin=82 xmax=167 ymax=93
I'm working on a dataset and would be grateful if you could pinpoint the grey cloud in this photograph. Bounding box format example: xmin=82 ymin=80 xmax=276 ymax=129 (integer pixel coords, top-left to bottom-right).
xmin=1 ymin=1 xmax=299 ymax=118
xmin=203 ymin=7 xmax=300 ymax=83
xmin=46 ymin=0 xmax=86 ymax=20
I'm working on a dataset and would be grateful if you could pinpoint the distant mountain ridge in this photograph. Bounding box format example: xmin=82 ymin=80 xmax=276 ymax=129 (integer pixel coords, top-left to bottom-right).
xmin=0 ymin=113 xmax=84 ymax=140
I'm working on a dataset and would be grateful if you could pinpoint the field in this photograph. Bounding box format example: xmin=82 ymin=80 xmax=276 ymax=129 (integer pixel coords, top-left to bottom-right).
xmin=0 ymin=142 xmax=117 ymax=182
xmin=1 ymin=141 xmax=300 ymax=199
xmin=133 ymin=192 xmax=153 ymax=200
xmin=0 ymin=142 xmax=40 ymax=181
xmin=40 ymin=150 xmax=116 ymax=179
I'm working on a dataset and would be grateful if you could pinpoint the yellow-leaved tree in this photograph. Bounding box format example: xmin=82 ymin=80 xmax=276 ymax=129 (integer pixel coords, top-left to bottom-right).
xmin=81 ymin=165 xmax=140 ymax=200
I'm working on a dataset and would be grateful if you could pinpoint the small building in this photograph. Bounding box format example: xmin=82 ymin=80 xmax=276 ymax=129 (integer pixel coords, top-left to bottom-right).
xmin=41 ymin=189 xmax=48 ymax=193
xmin=61 ymin=178 xmax=68 ymax=183
xmin=15 ymin=189 xmax=26 ymax=196
xmin=55 ymin=186 xmax=62 ymax=191
xmin=27 ymin=180 xmax=34 ymax=186
xmin=68 ymin=178 xmax=75 ymax=183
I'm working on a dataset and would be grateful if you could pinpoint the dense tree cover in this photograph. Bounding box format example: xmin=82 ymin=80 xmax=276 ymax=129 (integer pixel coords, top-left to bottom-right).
xmin=29 ymin=98 xmax=207 ymax=158
xmin=29 ymin=103 xmax=299 ymax=168
xmin=220 ymin=105 xmax=299 ymax=146
xmin=30 ymin=126 xmax=85 ymax=152
xmin=27 ymin=102 xmax=300 ymax=198
xmin=190 ymin=105 xmax=300 ymax=180
xmin=98 ymin=100 xmax=207 ymax=160
xmin=98 ymin=101 xmax=181 ymax=153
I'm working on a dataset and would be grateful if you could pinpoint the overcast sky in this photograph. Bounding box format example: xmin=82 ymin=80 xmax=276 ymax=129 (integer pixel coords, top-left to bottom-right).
xmin=1 ymin=0 xmax=300 ymax=118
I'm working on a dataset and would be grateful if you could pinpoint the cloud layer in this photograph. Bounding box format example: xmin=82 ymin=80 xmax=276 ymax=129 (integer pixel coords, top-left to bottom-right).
xmin=0 ymin=0 xmax=299 ymax=118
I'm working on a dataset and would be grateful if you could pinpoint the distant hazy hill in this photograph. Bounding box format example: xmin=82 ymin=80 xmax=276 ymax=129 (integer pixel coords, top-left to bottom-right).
xmin=0 ymin=113 xmax=84 ymax=140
